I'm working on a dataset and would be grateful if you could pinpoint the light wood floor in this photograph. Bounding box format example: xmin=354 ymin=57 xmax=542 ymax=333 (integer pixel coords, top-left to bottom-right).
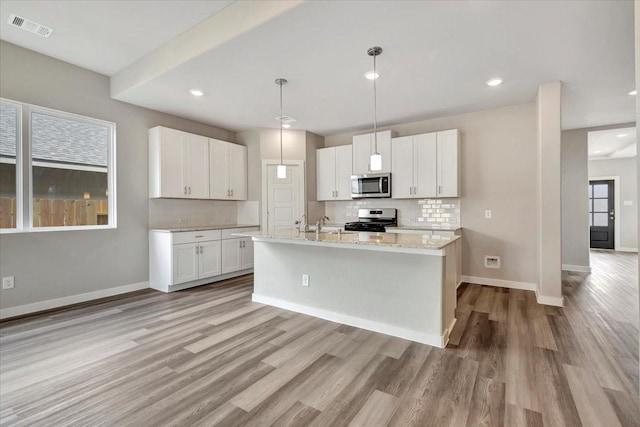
xmin=1 ymin=250 xmax=638 ymax=426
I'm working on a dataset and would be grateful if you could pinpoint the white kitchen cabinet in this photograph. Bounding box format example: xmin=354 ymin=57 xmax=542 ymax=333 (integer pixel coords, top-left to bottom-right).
xmin=392 ymin=133 xmax=437 ymax=198
xmin=391 ymin=129 xmax=459 ymax=199
xmin=149 ymin=126 xmax=209 ymax=199
xmin=209 ymin=138 xmax=247 ymax=200
xmin=150 ymin=227 xmax=258 ymax=292
xmin=436 ymin=129 xmax=460 ymax=197
xmin=352 ymin=130 xmax=394 ymax=174
xmin=221 ymin=230 xmax=255 ymax=274
xmin=317 ymin=145 xmax=352 ymax=201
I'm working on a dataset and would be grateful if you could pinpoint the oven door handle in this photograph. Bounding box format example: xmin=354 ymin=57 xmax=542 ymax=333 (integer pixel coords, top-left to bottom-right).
xmin=379 ymin=177 xmax=383 ymax=194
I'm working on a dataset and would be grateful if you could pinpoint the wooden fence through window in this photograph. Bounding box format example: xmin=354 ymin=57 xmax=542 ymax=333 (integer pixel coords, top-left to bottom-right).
xmin=0 ymin=198 xmax=108 ymax=228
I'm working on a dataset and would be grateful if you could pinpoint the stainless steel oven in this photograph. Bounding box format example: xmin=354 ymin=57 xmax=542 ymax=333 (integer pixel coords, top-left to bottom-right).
xmin=350 ymin=173 xmax=391 ymax=198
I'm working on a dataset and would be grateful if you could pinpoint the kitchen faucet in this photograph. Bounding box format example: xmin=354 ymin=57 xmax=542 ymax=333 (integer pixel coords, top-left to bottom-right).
xmin=297 ymin=214 xmax=308 ymax=232
xmin=316 ymin=216 xmax=330 ymax=232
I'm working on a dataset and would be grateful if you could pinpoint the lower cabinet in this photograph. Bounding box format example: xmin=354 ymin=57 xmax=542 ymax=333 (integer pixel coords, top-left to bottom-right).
xmin=222 ymin=236 xmax=254 ymax=274
xmin=150 ymin=227 xmax=258 ymax=292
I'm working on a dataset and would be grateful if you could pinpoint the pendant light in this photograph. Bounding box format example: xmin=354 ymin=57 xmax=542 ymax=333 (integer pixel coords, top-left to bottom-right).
xmin=275 ymin=78 xmax=288 ymax=179
xmin=368 ymin=46 xmax=383 ymax=172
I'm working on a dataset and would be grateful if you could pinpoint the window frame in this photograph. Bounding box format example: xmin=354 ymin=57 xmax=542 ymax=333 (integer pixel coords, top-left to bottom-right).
xmin=0 ymin=97 xmax=117 ymax=233
xmin=0 ymin=99 xmax=23 ymax=233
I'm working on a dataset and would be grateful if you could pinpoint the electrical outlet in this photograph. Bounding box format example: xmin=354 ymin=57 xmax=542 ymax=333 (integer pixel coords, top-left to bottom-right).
xmin=485 ymin=210 xmax=492 ymax=219
xmin=484 ymin=256 xmax=501 ymax=269
xmin=2 ymin=276 xmax=15 ymax=289
xmin=302 ymin=274 xmax=309 ymax=287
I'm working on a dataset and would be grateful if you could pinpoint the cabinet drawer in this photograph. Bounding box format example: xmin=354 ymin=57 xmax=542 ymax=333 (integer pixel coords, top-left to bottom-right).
xmin=221 ymin=227 xmax=259 ymax=240
xmin=172 ymin=229 xmax=222 ymax=245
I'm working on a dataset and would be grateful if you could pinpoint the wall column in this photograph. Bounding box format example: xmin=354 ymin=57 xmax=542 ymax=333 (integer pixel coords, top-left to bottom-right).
xmin=536 ymin=81 xmax=563 ymax=306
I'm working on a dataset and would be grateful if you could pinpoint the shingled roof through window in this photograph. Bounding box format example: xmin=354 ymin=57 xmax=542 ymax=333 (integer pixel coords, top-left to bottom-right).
xmin=1 ymin=104 xmax=108 ymax=168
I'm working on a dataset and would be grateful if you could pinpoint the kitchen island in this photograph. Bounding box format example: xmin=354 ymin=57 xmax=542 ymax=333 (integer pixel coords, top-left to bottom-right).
xmin=238 ymin=230 xmax=461 ymax=348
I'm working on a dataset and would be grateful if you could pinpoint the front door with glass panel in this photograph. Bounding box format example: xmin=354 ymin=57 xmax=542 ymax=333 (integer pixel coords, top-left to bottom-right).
xmin=589 ymin=180 xmax=614 ymax=249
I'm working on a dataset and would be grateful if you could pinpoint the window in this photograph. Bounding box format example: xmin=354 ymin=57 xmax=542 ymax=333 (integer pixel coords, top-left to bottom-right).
xmin=0 ymin=98 xmax=116 ymax=232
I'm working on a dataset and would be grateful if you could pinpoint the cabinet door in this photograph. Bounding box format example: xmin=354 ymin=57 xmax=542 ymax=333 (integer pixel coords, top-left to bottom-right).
xmin=229 ymin=144 xmax=247 ymax=200
xmin=185 ymin=133 xmax=210 ymax=199
xmin=391 ymin=136 xmax=414 ymax=199
xmin=334 ymin=145 xmax=353 ymax=200
xmin=316 ymin=147 xmax=337 ymax=201
xmin=172 ymin=243 xmax=198 ymax=285
xmin=352 ymin=133 xmax=372 ymax=175
xmin=437 ymin=130 xmax=460 ymax=197
xmin=221 ymin=238 xmax=242 ymax=274
xmin=414 ymin=132 xmax=437 ymax=198
xmin=159 ymin=128 xmax=187 ymax=198
xmin=209 ymin=138 xmax=229 ymax=200
xmin=240 ymin=238 xmax=254 ymax=270
xmin=375 ymin=130 xmax=393 ymax=173
xmin=198 ymin=240 xmax=221 ymax=279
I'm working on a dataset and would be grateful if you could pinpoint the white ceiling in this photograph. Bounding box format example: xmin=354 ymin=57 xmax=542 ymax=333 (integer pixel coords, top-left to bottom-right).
xmin=588 ymin=127 xmax=637 ymax=161
xmin=0 ymin=1 xmax=636 ymax=136
xmin=0 ymin=0 xmax=234 ymax=75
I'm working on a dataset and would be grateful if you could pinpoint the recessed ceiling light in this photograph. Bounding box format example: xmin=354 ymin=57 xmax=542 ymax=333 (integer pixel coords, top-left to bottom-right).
xmin=282 ymin=124 xmax=291 ymax=129
xmin=364 ymin=71 xmax=379 ymax=80
xmin=616 ymin=133 xmax=628 ymax=138
xmin=629 ymin=90 xmax=637 ymax=96
xmin=594 ymin=150 xmax=602 ymax=154
xmin=189 ymin=89 xmax=204 ymax=97
xmin=486 ymin=78 xmax=503 ymax=87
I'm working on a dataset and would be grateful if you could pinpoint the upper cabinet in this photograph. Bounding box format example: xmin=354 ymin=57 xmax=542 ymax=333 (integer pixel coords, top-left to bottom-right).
xmin=209 ymin=138 xmax=247 ymax=200
xmin=352 ymin=130 xmax=395 ymax=174
xmin=149 ymin=126 xmax=209 ymax=199
xmin=149 ymin=126 xmax=247 ymax=201
xmin=317 ymin=145 xmax=352 ymax=201
xmin=392 ymin=133 xmax=437 ymax=198
xmin=391 ymin=129 xmax=460 ymax=199
xmin=436 ymin=129 xmax=460 ymax=197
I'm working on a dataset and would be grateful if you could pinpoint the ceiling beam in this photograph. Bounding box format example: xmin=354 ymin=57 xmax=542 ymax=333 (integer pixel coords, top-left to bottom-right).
xmin=110 ymin=0 xmax=303 ymax=100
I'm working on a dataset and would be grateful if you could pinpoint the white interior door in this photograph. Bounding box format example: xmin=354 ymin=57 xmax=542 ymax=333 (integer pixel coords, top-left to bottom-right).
xmin=266 ymin=164 xmax=301 ymax=232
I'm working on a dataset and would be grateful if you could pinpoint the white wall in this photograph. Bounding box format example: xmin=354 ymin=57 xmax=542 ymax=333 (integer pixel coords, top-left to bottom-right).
xmin=589 ymin=157 xmax=638 ymax=250
xmin=325 ymin=103 xmax=539 ymax=286
xmin=0 ymin=41 xmax=237 ymax=312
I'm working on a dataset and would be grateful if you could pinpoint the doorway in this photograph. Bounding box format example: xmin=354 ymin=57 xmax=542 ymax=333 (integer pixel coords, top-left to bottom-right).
xmin=261 ymin=160 xmax=305 ymax=232
xmin=589 ymin=179 xmax=615 ymax=249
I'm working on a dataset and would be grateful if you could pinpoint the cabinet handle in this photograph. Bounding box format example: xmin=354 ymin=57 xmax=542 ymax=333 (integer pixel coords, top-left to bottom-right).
xmin=438 ymin=185 xmax=442 ymax=195
xmin=335 ymin=190 xmax=338 ymax=198
xmin=184 ymin=186 xmax=187 ymax=195
xmin=195 ymin=246 xmax=198 ymax=254
xmin=188 ymin=186 xmax=192 ymax=195
xmin=231 ymin=189 xmax=233 ymax=197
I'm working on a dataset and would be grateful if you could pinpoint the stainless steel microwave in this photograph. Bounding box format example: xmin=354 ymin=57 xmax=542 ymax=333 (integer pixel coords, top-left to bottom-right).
xmin=350 ymin=173 xmax=391 ymax=198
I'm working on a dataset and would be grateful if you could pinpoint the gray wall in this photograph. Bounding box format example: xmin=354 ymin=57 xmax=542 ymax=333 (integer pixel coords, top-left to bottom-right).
xmin=561 ymin=128 xmax=590 ymax=268
xmin=589 ymin=156 xmax=638 ymax=250
xmin=326 ymin=103 xmax=539 ymax=285
xmin=0 ymin=41 xmax=236 ymax=310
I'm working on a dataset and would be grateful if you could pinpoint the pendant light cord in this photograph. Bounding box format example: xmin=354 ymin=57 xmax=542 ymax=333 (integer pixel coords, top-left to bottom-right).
xmin=373 ymin=51 xmax=378 ymax=154
xmin=279 ymin=82 xmax=283 ymax=165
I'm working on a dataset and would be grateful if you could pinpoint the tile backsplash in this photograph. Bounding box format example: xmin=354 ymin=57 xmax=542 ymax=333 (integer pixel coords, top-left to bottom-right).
xmin=324 ymin=198 xmax=460 ymax=229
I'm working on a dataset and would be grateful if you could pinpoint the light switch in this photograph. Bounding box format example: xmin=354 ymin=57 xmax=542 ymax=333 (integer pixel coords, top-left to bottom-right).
xmin=485 ymin=210 xmax=492 ymax=219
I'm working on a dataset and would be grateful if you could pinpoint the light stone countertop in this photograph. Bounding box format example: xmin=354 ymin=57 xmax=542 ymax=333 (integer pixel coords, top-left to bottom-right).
xmin=150 ymin=224 xmax=259 ymax=232
xmin=237 ymin=229 xmax=460 ymax=254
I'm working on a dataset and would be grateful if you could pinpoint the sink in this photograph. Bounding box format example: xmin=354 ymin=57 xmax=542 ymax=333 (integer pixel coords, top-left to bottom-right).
xmin=305 ymin=230 xmax=355 ymax=235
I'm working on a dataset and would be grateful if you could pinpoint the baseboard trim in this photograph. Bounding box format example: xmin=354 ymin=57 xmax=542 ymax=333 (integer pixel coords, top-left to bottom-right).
xmin=461 ymin=275 xmax=536 ymax=291
xmin=252 ymin=293 xmax=447 ymax=348
xmin=535 ymin=290 xmax=564 ymax=307
xmin=617 ymin=247 xmax=638 ymax=253
xmin=0 ymin=281 xmax=149 ymax=320
xmin=562 ymin=264 xmax=591 ymax=273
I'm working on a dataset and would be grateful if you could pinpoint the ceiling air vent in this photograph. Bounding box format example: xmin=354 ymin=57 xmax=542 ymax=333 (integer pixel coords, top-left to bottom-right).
xmin=7 ymin=14 xmax=53 ymax=38
xmin=276 ymin=115 xmax=296 ymax=124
